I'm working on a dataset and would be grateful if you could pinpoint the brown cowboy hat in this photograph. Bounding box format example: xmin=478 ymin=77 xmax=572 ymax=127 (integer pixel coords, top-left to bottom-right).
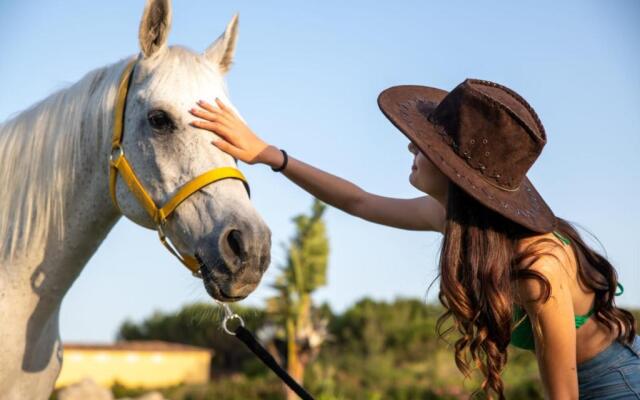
xmin=378 ymin=78 xmax=557 ymax=233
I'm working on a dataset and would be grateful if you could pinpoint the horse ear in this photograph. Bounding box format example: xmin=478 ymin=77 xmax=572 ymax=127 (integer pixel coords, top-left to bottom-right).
xmin=203 ymin=14 xmax=239 ymax=74
xmin=139 ymin=0 xmax=172 ymax=58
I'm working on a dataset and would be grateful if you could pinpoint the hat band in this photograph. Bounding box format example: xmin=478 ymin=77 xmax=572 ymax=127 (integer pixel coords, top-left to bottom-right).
xmin=482 ymin=176 xmax=521 ymax=192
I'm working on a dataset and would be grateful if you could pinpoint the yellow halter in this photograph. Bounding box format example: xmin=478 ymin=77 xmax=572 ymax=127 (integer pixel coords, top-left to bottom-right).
xmin=109 ymin=59 xmax=250 ymax=276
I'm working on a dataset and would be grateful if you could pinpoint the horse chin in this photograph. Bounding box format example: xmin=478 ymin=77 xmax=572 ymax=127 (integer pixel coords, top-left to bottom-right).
xmin=196 ymin=257 xmax=251 ymax=302
xmin=202 ymin=279 xmax=248 ymax=303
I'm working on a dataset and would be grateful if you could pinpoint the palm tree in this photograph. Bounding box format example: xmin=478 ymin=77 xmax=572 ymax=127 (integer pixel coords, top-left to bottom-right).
xmin=263 ymin=199 xmax=330 ymax=400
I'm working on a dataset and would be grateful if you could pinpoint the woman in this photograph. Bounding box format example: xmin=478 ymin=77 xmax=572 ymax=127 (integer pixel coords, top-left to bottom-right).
xmin=189 ymin=78 xmax=639 ymax=399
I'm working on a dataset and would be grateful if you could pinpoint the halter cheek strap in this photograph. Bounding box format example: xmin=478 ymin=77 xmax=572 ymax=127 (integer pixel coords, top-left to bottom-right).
xmin=109 ymin=58 xmax=250 ymax=275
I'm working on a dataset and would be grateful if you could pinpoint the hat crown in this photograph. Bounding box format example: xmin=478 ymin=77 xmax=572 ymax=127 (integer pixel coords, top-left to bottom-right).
xmin=427 ymin=79 xmax=546 ymax=191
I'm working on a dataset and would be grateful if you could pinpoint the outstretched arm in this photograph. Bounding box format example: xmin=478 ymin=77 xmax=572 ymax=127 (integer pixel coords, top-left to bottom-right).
xmin=189 ymin=99 xmax=445 ymax=232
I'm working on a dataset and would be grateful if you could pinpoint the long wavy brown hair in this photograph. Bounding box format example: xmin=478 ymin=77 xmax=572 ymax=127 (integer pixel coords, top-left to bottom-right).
xmin=435 ymin=183 xmax=636 ymax=400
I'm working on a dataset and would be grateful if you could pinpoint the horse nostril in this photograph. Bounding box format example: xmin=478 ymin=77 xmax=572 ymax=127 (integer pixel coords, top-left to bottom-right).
xmin=226 ymin=229 xmax=248 ymax=263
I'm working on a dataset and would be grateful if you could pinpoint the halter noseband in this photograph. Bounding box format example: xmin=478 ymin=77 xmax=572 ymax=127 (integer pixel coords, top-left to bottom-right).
xmin=109 ymin=59 xmax=250 ymax=276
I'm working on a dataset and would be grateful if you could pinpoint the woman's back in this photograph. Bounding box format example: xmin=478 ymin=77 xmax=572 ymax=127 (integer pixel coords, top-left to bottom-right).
xmin=514 ymin=230 xmax=621 ymax=363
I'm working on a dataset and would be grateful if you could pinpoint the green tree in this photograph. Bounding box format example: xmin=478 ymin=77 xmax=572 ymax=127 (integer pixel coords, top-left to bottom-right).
xmin=264 ymin=199 xmax=330 ymax=400
xmin=117 ymin=302 xmax=268 ymax=376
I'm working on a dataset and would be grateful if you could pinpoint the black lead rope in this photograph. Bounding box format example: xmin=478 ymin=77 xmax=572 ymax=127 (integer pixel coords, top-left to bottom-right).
xmin=218 ymin=303 xmax=315 ymax=400
xmin=233 ymin=325 xmax=315 ymax=400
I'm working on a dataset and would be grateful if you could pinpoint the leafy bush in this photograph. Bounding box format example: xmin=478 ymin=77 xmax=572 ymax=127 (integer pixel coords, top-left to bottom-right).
xmin=116 ymin=298 xmax=638 ymax=399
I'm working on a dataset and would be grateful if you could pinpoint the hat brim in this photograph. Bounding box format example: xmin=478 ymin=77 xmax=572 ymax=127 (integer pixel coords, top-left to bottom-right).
xmin=378 ymin=85 xmax=557 ymax=234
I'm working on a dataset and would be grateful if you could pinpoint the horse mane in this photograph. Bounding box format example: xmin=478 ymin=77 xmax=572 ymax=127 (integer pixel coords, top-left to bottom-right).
xmin=0 ymin=58 xmax=130 ymax=262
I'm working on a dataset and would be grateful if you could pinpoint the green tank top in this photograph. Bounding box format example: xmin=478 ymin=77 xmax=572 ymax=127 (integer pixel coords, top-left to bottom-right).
xmin=509 ymin=230 xmax=624 ymax=351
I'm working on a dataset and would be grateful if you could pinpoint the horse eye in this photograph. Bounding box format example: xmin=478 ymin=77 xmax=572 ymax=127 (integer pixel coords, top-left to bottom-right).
xmin=147 ymin=109 xmax=175 ymax=133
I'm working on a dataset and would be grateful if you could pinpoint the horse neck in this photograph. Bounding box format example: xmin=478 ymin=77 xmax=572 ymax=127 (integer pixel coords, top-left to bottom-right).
xmin=0 ymin=58 xmax=133 ymax=304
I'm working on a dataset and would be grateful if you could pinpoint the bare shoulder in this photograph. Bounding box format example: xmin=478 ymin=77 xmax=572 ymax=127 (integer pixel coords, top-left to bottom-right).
xmin=513 ymin=232 xmax=574 ymax=310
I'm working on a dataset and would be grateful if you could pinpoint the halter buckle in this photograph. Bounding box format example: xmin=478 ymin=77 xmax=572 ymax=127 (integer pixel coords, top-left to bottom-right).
xmin=110 ymin=145 xmax=124 ymax=165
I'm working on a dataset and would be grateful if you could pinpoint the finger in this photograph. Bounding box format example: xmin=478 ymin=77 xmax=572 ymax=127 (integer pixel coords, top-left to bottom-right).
xmin=197 ymin=99 xmax=218 ymax=113
xmin=197 ymin=98 xmax=236 ymax=124
xmin=215 ymin=98 xmax=239 ymax=118
xmin=189 ymin=107 xmax=233 ymax=127
xmin=214 ymin=97 xmax=229 ymax=111
xmin=211 ymin=124 xmax=238 ymax=142
xmin=189 ymin=107 xmax=220 ymax=122
xmin=194 ymin=106 xmax=235 ymax=127
xmin=211 ymin=137 xmax=242 ymax=157
xmin=190 ymin=120 xmax=234 ymax=141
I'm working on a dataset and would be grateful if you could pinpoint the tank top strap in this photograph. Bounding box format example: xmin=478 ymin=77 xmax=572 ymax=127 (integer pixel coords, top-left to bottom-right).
xmin=575 ymin=307 xmax=595 ymax=328
xmin=615 ymin=282 xmax=624 ymax=296
xmin=575 ymin=282 xmax=623 ymax=326
xmin=552 ymin=230 xmax=571 ymax=245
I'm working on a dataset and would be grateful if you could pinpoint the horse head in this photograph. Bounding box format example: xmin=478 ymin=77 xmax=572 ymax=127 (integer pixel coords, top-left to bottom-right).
xmin=112 ymin=0 xmax=270 ymax=302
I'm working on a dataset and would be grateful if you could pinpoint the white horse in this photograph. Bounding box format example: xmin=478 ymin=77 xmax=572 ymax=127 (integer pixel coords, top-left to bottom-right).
xmin=0 ymin=1 xmax=271 ymax=398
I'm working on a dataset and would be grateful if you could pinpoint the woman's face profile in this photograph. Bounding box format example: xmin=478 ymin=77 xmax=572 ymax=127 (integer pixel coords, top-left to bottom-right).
xmin=408 ymin=141 xmax=449 ymax=201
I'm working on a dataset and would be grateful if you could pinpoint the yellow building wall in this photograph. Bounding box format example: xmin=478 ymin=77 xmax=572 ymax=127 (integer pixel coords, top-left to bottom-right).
xmin=56 ymin=349 xmax=212 ymax=389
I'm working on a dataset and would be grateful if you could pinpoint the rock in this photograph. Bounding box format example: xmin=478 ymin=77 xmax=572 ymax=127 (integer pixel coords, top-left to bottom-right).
xmin=117 ymin=391 xmax=167 ymax=400
xmin=134 ymin=392 xmax=167 ymax=400
xmin=58 ymin=378 xmax=114 ymax=400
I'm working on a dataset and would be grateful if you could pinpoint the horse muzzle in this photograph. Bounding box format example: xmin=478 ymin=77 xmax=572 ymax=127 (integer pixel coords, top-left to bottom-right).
xmin=196 ymin=225 xmax=271 ymax=302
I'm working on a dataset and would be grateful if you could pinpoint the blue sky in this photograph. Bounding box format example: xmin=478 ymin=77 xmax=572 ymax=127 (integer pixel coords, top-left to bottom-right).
xmin=1 ymin=1 xmax=638 ymax=342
